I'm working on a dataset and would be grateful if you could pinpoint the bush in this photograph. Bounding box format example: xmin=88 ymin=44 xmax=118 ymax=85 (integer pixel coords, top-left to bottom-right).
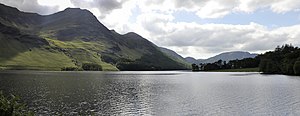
xmin=0 ymin=91 xmax=33 ymax=116
xmin=61 ymin=67 xmax=81 ymax=71
xmin=191 ymin=64 xmax=199 ymax=71
xmin=82 ymin=63 xmax=102 ymax=71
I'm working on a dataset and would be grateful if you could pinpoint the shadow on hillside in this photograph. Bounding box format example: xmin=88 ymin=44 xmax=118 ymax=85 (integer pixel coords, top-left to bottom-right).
xmin=0 ymin=23 xmax=49 ymax=64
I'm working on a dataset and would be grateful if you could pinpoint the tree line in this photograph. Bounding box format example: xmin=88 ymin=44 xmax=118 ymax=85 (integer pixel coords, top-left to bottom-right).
xmin=192 ymin=44 xmax=300 ymax=76
xmin=192 ymin=57 xmax=259 ymax=71
xmin=259 ymin=44 xmax=300 ymax=75
xmin=61 ymin=63 xmax=102 ymax=71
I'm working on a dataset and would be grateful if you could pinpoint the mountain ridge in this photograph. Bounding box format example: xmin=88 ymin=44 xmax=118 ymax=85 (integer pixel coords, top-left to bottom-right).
xmin=0 ymin=3 xmax=188 ymax=71
xmin=159 ymin=47 xmax=191 ymax=68
xmin=185 ymin=51 xmax=258 ymax=64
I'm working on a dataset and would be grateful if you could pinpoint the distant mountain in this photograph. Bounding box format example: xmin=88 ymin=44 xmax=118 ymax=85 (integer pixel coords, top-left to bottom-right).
xmin=184 ymin=57 xmax=198 ymax=64
xmin=0 ymin=3 xmax=188 ymax=71
xmin=185 ymin=51 xmax=258 ymax=64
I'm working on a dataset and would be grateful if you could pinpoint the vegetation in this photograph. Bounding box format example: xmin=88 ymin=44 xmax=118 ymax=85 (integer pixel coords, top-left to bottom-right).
xmin=192 ymin=63 xmax=200 ymax=71
xmin=259 ymin=44 xmax=300 ymax=75
xmin=213 ymin=68 xmax=259 ymax=72
xmin=0 ymin=47 xmax=76 ymax=71
xmin=82 ymin=63 xmax=102 ymax=71
xmin=61 ymin=67 xmax=82 ymax=71
xmin=191 ymin=44 xmax=300 ymax=75
xmin=191 ymin=57 xmax=260 ymax=72
xmin=0 ymin=91 xmax=33 ymax=116
xmin=47 ymin=38 xmax=118 ymax=71
xmin=116 ymin=51 xmax=187 ymax=71
xmin=0 ymin=4 xmax=188 ymax=71
xmin=159 ymin=47 xmax=191 ymax=69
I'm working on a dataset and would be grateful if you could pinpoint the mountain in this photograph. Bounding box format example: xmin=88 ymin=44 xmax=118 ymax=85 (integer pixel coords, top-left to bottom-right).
xmin=0 ymin=3 xmax=188 ymax=71
xmin=185 ymin=51 xmax=258 ymax=64
xmin=159 ymin=47 xmax=191 ymax=68
xmin=185 ymin=57 xmax=205 ymax=64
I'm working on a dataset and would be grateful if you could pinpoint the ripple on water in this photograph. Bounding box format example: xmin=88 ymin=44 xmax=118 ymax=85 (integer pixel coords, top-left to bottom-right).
xmin=0 ymin=71 xmax=300 ymax=115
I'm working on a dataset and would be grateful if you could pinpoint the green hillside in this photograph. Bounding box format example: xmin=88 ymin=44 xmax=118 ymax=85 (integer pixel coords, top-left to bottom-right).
xmin=0 ymin=3 xmax=188 ymax=71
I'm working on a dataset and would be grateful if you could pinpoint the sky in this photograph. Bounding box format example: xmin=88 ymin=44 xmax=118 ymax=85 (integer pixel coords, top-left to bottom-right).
xmin=1 ymin=0 xmax=300 ymax=59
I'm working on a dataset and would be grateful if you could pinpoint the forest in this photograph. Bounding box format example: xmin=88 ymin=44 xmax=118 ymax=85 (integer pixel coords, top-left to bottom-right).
xmin=259 ymin=44 xmax=300 ymax=75
xmin=192 ymin=57 xmax=260 ymax=71
xmin=192 ymin=44 xmax=300 ymax=76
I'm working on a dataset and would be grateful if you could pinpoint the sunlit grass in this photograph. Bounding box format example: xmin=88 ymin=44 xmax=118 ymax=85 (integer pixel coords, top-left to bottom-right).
xmin=46 ymin=38 xmax=107 ymax=51
xmin=0 ymin=48 xmax=76 ymax=70
xmin=45 ymin=38 xmax=118 ymax=71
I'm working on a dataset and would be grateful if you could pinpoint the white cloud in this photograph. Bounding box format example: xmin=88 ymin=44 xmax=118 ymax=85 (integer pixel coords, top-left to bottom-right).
xmin=270 ymin=0 xmax=300 ymax=13
xmin=100 ymin=0 xmax=136 ymax=34
xmin=132 ymin=17 xmax=299 ymax=58
xmin=162 ymin=0 xmax=300 ymax=19
xmin=196 ymin=1 xmax=232 ymax=18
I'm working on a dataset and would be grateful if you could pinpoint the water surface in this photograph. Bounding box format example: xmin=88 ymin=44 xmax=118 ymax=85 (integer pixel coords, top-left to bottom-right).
xmin=0 ymin=71 xmax=300 ymax=115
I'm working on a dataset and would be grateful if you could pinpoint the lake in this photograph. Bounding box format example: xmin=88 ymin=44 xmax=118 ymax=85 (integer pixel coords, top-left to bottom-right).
xmin=0 ymin=71 xmax=300 ymax=115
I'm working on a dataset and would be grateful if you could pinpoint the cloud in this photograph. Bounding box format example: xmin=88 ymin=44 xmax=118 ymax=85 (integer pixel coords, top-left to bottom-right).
xmin=70 ymin=0 xmax=128 ymax=18
xmin=133 ymin=14 xmax=299 ymax=58
xmin=0 ymin=0 xmax=59 ymax=14
xmin=137 ymin=13 xmax=174 ymax=35
xmin=270 ymin=0 xmax=300 ymax=13
xmin=195 ymin=1 xmax=233 ymax=18
xmin=139 ymin=0 xmax=300 ymax=19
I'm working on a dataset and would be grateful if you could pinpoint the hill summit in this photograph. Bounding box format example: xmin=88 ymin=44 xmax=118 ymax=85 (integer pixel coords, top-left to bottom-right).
xmin=0 ymin=3 xmax=188 ymax=71
xmin=185 ymin=51 xmax=258 ymax=64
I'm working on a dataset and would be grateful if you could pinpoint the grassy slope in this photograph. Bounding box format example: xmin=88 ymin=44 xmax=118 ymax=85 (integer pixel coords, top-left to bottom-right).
xmin=166 ymin=56 xmax=191 ymax=69
xmin=0 ymin=35 xmax=118 ymax=71
xmin=0 ymin=36 xmax=75 ymax=70
xmin=0 ymin=36 xmax=185 ymax=71
xmin=1 ymin=48 xmax=76 ymax=70
xmin=0 ymin=35 xmax=25 ymax=59
xmin=46 ymin=38 xmax=118 ymax=71
xmin=118 ymin=45 xmax=143 ymax=60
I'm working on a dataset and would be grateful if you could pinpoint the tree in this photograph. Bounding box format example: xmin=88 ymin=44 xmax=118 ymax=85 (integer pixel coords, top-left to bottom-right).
xmin=82 ymin=63 xmax=102 ymax=71
xmin=191 ymin=63 xmax=199 ymax=71
xmin=259 ymin=44 xmax=300 ymax=75
xmin=294 ymin=61 xmax=300 ymax=75
xmin=203 ymin=63 xmax=219 ymax=71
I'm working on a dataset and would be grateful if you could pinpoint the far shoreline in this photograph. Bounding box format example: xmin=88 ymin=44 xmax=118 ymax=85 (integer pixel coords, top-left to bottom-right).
xmin=192 ymin=68 xmax=259 ymax=72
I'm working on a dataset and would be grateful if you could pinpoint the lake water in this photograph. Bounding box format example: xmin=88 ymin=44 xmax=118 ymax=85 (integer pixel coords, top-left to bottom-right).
xmin=0 ymin=71 xmax=300 ymax=115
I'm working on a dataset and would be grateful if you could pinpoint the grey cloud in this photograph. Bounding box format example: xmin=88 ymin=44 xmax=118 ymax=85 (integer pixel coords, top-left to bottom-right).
xmin=97 ymin=0 xmax=123 ymax=11
xmin=140 ymin=19 xmax=171 ymax=35
xmin=162 ymin=26 xmax=251 ymax=48
xmin=241 ymin=32 xmax=289 ymax=51
xmin=137 ymin=17 xmax=296 ymax=55
xmin=174 ymin=0 xmax=207 ymax=9
xmin=0 ymin=0 xmax=59 ymax=15
xmin=70 ymin=0 xmax=127 ymax=18
xmin=145 ymin=0 xmax=300 ymax=18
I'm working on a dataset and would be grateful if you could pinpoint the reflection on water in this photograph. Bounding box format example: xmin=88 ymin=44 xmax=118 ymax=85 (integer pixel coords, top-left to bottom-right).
xmin=0 ymin=71 xmax=300 ymax=115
